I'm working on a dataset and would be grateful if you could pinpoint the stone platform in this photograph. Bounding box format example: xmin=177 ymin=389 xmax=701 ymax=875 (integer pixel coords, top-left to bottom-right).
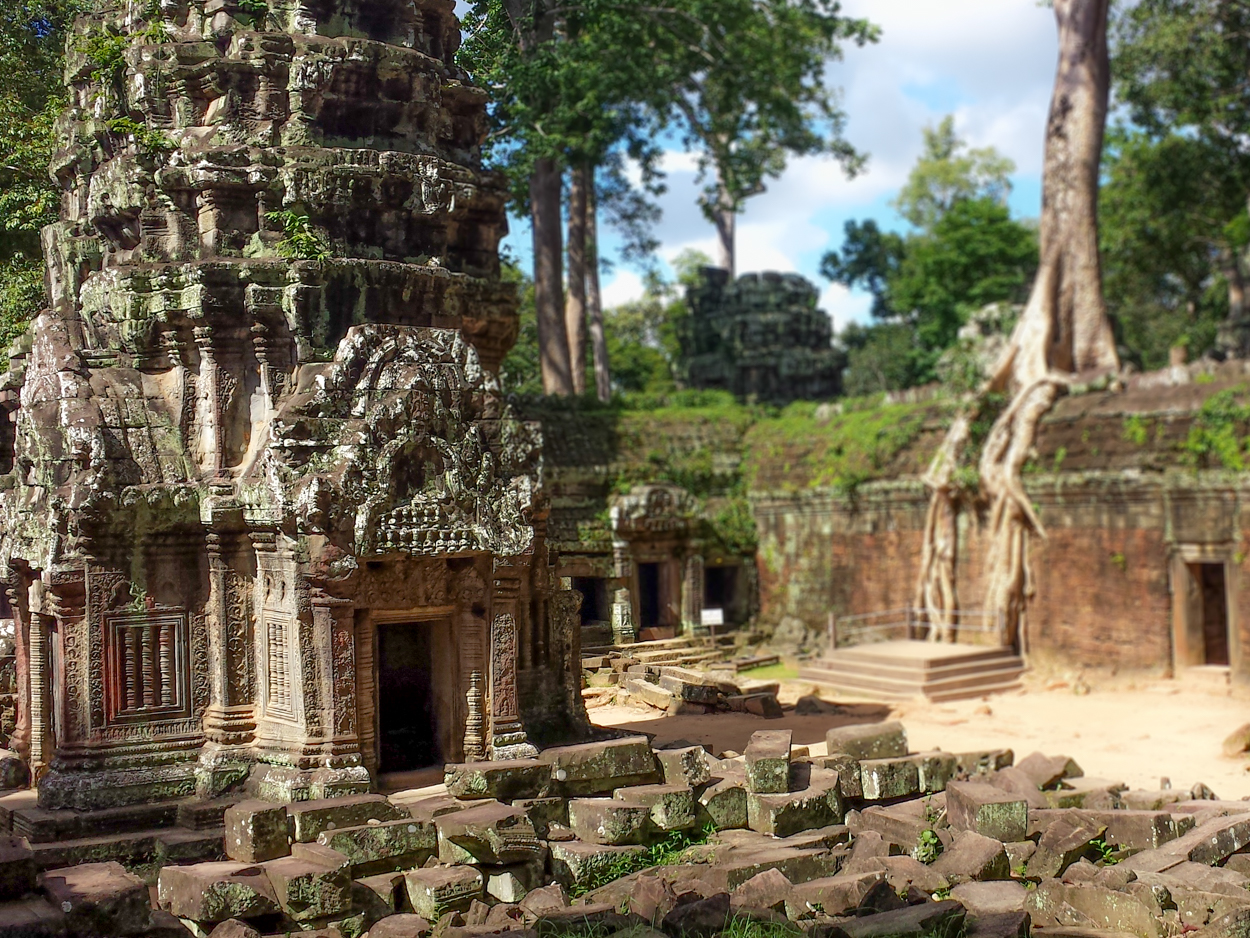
xmin=798 ymin=640 xmax=1026 ymax=702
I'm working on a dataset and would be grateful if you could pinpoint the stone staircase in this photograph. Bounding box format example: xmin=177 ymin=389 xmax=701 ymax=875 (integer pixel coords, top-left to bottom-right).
xmin=798 ymin=639 xmax=1025 ymax=702
xmin=582 ymin=634 xmax=736 ymax=670
xmin=0 ymin=789 xmax=227 ymax=872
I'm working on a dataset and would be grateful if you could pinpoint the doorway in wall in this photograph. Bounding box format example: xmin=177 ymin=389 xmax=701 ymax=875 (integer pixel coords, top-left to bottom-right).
xmin=1191 ymin=562 xmax=1230 ymax=666
xmin=637 ymin=563 xmax=661 ymax=629
xmin=571 ymin=576 xmax=607 ymax=625
xmin=376 ymin=620 xmax=443 ymax=772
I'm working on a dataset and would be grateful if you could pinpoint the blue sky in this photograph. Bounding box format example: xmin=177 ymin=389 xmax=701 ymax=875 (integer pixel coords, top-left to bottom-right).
xmin=475 ymin=0 xmax=1060 ymax=332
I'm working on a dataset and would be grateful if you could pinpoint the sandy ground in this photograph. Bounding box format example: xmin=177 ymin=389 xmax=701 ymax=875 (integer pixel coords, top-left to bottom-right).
xmin=591 ymin=672 xmax=1250 ymax=799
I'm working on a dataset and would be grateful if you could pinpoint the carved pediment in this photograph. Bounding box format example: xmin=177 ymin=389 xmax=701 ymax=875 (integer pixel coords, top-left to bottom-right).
xmin=610 ymin=483 xmax=697 ymax=539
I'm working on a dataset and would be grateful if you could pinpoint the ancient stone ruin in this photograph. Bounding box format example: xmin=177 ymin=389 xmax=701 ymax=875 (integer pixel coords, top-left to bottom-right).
xmin=0 ymin=0 xmax=585 ymax=818
xmin=682 ymin=269 xmax=842 ymax=404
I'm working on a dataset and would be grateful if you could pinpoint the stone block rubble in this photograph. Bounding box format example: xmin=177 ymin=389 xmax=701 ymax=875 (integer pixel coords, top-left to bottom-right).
xmin=582 ymin=658 xmax=787 ymax=717
xmin=0 ymin=723 xmax=1245 ymax=936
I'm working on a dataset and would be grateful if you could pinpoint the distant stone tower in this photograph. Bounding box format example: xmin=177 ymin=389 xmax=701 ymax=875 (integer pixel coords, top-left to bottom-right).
xmin=683 ymin=268 xmax=842 ymax=403
xmin=0 ymin=0 xmax=583 ymax=813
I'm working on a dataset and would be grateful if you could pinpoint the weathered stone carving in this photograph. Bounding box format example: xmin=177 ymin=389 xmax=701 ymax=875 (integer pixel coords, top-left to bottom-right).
xmin=0 ymin=0 xmax=581 ymax=812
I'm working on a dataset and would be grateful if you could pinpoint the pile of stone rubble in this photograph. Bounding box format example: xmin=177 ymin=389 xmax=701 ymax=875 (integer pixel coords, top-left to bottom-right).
xmin=0 ymin=722 xmax=1248 ymax=937
xmin=582 ymin=661 xmax=786 ymax=717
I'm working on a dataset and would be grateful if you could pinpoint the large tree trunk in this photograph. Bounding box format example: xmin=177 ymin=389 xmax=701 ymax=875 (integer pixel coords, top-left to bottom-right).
xmin=586 ymin=176 xmax=612 ymax=402
xmin=565 ymin=164 xmax=589 ymax=395
xmin=531 ymin=157 xmax=573 ymax=396
xmin=714 ymin=182 xmax=735 ymax=275
xmin=914 ymin=0 xmax=1118 ymax=648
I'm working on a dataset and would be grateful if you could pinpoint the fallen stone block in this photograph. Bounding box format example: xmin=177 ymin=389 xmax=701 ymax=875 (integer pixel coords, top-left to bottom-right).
xmin=519 ymin=883 xmax=570 ymax=920
xmin=1191 ymin=908 xmax=1250 ymax=938
xmin=513 ymin=797 xmax=567 ymax=840
xmin=812 ymin=753 xmax=863 ymax=800
xmin=859 ymin=757 xmax=921 ymax=802
xmin=398 ymin=794 xmax=468 ymax=825
xmin=951 ymin=880 xmax=1027 ymax=915
xmin=988 ymin=767 xmax=1050 ymax=810
xmin=435 ymin=801 xmax=542 ymax=865
xmin=0 ymin=898 xmax=67 ymax=938
xmin=549 ymin=841 xmax=646 ymax=891
xmin=1044 ymin=776 xmax=1125 ymax=810
xmin=157 ymin=861 xmax=281 ymax=923
xmin=626 ymin=679 xmax=678 ymax=712
xmin=698 ymin=775 xmax=748 ymax=831
xmin=661 ymin=892 xmax=730 ymax=938
xmin=1015 ymin=752 xmax=1083 ymax=790
xmin=1123 ymin=789 xmax=1189 ymax=811
xmin=39 ymin=860 xmax=150 ymax=936
xmin=730 ymin=868 xmax=795 ymax=914
xmin=264 ymin=843 xmax=353 ymax=923
xmin=444 ymin=760 xmax=551 ymax=801
xmin=747 ymin=770 xmax=842 ymax=837
xmin=913 ymin=751 xmax=959 ymax=794
xmin=659 ymin=668 xmax=720 ymax=704
xmin=656 ymin=747 xmax=712 ymax=789
xmin=1025 ymin=879 xmax=1165 ymax=938
xmin=568 ymin=798 xmax=650 ymax=846
xmin=963 ymin=910 xmax=1031 ymax=938
xmin=539 ymin=738 xmax=660 ymax=795
xmin=1027 ymin=816 xmax=1106 ymax=879
xmin=879 ymin=855 xmax=949 ymax=895
xmin=614 ymin=784 xmax=696 ymax=831
xmin=223 ymin=801 xmax=290 ymax=864
xmin=824 ymin=722 xmax=907 ymax=761
xmin=365 ymin=913 xmax=432 ymax=937
xmin=404 ymin=866 xmax=483 ymax=921
xmin=742 ymin=694 xmax=785 ymax=718
xmin=824 ymin=899 xmax=965 ymax=938
xmin=533 ymin=902 xmax=640 ymax=936
xmin=287 ymin=795 xmax=408 ymax=844
xmin=744 ymin=730 xmax=792 ymax=794
xmin=486 ymin=870 xmax=529 ymax=904
xmin=1123 ymin=813 xmax=1250 ymax=872
xmin=954 ymin=750 xmax=1015 ymax=778
xmin=946 ymin=782 xmax=1028 ymax=843
xmin=930 ymin=830 xmax=1009 ymax=884
xmin=317 ymin=818 xmax=436 ymax=875
xmin=792 ymin=871 xmax=886 ymax=916
xmin=355 ymin=871 xmax=405 ymax=918
xmin=0 ymin=835 xmax=35 ymax=901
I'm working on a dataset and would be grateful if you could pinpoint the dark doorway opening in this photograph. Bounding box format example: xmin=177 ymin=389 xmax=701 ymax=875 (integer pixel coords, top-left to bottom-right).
xmin=571 ymin=577 xmax=607 ymax=625
xmin=377 ymin=621 xmax=441 ymax=771
xmin=1193 ymin=562 xmax=1230 ymax=666
xmin=638 ymin=563 xmax=661 ymax=628
xmin=704 ymin=566 xmax=738 ymax=612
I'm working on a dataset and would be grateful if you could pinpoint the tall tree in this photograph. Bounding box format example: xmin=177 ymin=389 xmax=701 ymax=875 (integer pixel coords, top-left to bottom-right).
xmin=893 ymin=116 xmax=1015 ymax=234
xmin=915 ymin=0 xmax=1118 ymax=645
xmin=654 ymin=0 xmax=877 ymax=273
xmin=1112 ymin=0 xmax=1250 ymax=355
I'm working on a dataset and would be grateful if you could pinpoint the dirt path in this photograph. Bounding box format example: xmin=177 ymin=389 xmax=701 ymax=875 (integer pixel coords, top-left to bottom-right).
xmin=592 ymin=675 xmax=1250 ymax=799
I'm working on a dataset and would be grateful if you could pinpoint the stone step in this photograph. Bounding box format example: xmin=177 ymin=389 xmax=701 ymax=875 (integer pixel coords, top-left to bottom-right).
xmin=802 ymin=654 xmax=1025 ymax=686
xmin=799 ymin=661 xmax=1025 ymax=695
xmin=822 ymin=644 xmax=1022 ymax=673
xmin=13 ymin=801 xmax=181 ymax=844
xmin=799 ymin=642 xmax=1026 ymax=703
xmin=28 ymin=826 xmax=224 ymax=871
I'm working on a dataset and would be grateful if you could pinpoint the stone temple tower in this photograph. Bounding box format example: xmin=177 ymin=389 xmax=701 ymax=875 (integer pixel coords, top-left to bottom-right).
xmin=0 ymin=0 xmax=585 ymax=813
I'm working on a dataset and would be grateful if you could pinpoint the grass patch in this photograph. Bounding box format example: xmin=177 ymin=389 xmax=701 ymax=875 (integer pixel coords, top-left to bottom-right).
xmin=568 ymin=825 xmax=714 ymax=898
xmin=737 ymin=661 xmax=797 ymax=682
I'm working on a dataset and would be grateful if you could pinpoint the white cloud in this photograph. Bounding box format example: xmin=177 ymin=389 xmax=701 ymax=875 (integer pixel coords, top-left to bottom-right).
xmin=600 ymin=269 xmax=646 ymax=308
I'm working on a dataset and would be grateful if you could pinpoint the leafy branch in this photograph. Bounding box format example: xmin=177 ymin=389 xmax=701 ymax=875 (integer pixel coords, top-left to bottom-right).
xmin=265 ymin=210 xmax=331 ymax=261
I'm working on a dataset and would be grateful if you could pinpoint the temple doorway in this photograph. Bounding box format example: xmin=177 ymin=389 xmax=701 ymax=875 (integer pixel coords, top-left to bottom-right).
xmin=376 ymin=618 xmax=452 ymax=772
xmin=638 ymin=563 xmax=661 ymax=629
xmin=1193 ymin=562 xmax=1230 ymax=666
xmin=571 ymin=576 xmax=607 ymax=626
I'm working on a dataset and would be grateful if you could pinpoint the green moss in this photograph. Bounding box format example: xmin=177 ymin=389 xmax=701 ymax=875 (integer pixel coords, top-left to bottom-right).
xmin=567 ymin=825 xmax=714 ymax=897
xmin=106 ymin=117 xmax=175 ymax=155
xmin=736 ymin=661 xmax=797 ymax=681
xmin=1181 ymin=386 xmax=1250 ymax=471
xmin=1122 ymin=415 xmax=1149 ymax=446
xmin=742 ymin=397 xmax=943 ymax=494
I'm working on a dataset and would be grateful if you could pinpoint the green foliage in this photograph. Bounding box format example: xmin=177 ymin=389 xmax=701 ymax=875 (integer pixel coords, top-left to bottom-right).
xmin=568 ymin=825 xmax=713 ymax=897
xmin=1181 ymin=387 xmax=1250 ymax=471
xmin=707 ymin=497 xmax=758 ymax=556
xmin=106 ymin=117 xmax=175 ymax=155
xmin=1123 ymin=416 xmax=1149 ymax=446
xmin=914 ymin=828 xmax=943 ymax=865
xmin=1110 ymin=552 xmax=1127 ymax=572
xmin=893 ymin=116 xmax=1016 ymax=234
xmin=743 ymin=398 xmax=940 ymax=495
xmin=1089 ymin=837 xmax=1119 ymax=866
xmin=76 ymin=31 xmax=129 ymax=86
xmin=0 ymin=255 xmax=43 ymax=366
xmin=823 ymin=121 xmax=1035 ymax=393
xmin=265 ymin=211 xmax=330 ymax=262
xmin=236 ymin=0 xmax=269 ymax=25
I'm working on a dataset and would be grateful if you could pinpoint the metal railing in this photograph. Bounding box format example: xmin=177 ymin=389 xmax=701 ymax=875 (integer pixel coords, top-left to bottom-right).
xmin=829 ymin=607 xmax=1004 ymax=650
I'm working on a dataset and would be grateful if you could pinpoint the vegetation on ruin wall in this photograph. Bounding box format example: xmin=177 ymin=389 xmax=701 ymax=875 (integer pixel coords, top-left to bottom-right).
xmin=741 ymin=397 xmax=949 ymax=496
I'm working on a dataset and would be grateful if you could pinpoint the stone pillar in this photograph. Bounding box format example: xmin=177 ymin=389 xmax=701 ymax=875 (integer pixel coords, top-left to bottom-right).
xmin=197 ymin=529 xmax=256 ymax=798
xmin=610 ymin=537 xmax=636 ymax=645
xmin=8 ymin=582 xmax=28 ymax=766
xmin=307 ymin=590 xmax=368 ymax=798
xmin=489 ymin=563 xmax=537 ymax=759
xmin=682 ymin=553 xmax=706 ymax=636
xmin=26 ymin=584 xmax=50 ymax=782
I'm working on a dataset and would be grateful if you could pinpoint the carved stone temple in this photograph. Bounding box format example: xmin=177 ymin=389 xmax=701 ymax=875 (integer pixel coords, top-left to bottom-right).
xmin=0 ymin=0 xmax=584 ymax=813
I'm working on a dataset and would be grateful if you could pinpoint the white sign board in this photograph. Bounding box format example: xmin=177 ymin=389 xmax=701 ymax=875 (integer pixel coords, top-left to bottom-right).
xmin=701 ymin=608 xmax=725 ymax=627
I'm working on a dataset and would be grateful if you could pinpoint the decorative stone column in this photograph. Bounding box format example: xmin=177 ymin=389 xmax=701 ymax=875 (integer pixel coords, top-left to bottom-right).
xmin=26 ymin=580 xmax=50 ymax=783
xmin=489 ymin=563 xmax=537 ymax=759
xmin=610 ymin=536 xmax=636 ymax=645
xmin=682 ymin=553 xmax=706 ymax=636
